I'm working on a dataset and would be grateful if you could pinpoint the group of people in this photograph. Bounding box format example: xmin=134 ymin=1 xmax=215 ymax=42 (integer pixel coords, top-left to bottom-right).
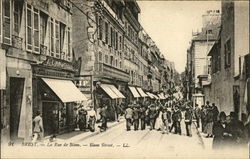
xmin=194 ymin=101 xmax=250 ymax=150
xmin=124 ymin=100 xmax=194 ymax=136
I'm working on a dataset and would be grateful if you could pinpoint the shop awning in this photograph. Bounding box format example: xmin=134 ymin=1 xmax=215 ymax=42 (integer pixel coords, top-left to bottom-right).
xmin=100 ymin=84 xmax=119 ymax=99
xmin=136 ymin=87 xmax=148 ymax=97
xmin=158 ymin=93 xmax=166 ymax=99
xmin=108 ymin=85 xmax=126 ymax=98
xmin=42 ymin=78 xmax=87 ymax=103
xmin=152 ymin=94 xmax=159 ymax=99
xmin=128 ymin=86 xmax=141 ymax=98
xmin=146 ymin=92 xmax=154 ymax=99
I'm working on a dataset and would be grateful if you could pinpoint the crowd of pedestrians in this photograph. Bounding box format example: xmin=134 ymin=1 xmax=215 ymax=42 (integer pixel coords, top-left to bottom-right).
xmin=194 ymin=101 xmax=250 ymax=150
xmin=31 ymin=98 xmax=250 ymax=151
xmin=124 ymin=100 xmax=194 ymax=137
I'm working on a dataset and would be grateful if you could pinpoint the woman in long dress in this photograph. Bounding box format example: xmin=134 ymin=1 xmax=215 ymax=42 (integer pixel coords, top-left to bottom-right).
xmin=155 ymin=107 xmax=164 ymax=131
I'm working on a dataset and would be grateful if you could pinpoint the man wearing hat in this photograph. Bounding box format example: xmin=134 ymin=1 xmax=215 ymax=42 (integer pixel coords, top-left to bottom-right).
xmin=194 ymin=103 xmax=201 ymax=129
xmin=184 ymin=106 xmax=193 ymax=136
xmin=125 ymin=103 xmax=133 ymax=131
xmin=133 ymin=104 xmax=140 ymax=131
xmin=171 ymin=106 xmax=182 ymax=135
xmin=148 ymin=104 xmax=158 ymax=130
xmin=87 ymin=104 xmax=96 ymax=132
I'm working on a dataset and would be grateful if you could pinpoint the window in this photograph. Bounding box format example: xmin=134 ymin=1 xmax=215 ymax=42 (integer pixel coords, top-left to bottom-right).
xmin=105 ymin=22 xmax=108 ymax=44
xmin=40 ymin=12 xmax=48 ymax=45
xmin=3 ymin=0 xmax=11 ymax=45
xmin=206 ymin=29 xmax=212 ymax=35
xmin=99 ymin=52 xmax=102 ymax=62
xmin=110 ymin=27 xmax=113 ymax=47
xmin=105 ymin=54 xmax=108 ymax=64
xmin=55 ymin=20 xmax=60 ymax=58
xmin=98 ymin=17 xmax=102 ymax=40
xmin=49 ymin=18 xmax=54 ymax=56
xmin=60 ymin=23 xmax=66 ymax=60
xmin=224 ymin=39 xmax=231 ymax=68
xmin=119 ymin=61 xmax=122 ymax=68
xmin=115 ymin=59 xmax=118 ymax=67
xmin=26 ymin=4 xmax=40 ymax=53
xmin=115 ymin=31 xmax=118 ymax=50
xmin=67 ymin=27 xmax=72 ymax=61
xmin=110 ymin=56 xmax=114 ymax=66
xmin=13 ymin=1 xmax=22 ymax=35
xmin=119 ymin=36 xmax=122 ymax=51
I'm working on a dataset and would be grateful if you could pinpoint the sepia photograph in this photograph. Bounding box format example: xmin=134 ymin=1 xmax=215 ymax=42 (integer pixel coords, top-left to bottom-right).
xmin=0 ymin=0 xmax=249 ymax=158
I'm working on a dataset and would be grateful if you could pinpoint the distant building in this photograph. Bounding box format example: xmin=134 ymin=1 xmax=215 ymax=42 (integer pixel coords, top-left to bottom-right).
xmin=186 ymin=10 xmax=221 ymax=106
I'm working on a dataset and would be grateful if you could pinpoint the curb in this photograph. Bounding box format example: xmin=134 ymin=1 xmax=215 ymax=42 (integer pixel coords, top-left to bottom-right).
xmin=69 ymin=120 xmax=125 ymax=143
xmin=192 ymin=121 xmax=205 ymax=149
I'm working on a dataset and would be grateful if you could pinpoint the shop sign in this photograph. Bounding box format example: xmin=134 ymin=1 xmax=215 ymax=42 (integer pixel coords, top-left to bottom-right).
xmin=41 ymin=56 xmax=79 ymax=72
xmin=33 ymin=66 xmax=74 ymax=78
xmin=79 ymin=76 xmax=92 ymax=92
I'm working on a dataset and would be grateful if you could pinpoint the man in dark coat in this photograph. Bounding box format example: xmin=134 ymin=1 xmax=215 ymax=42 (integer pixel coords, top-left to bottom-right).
xmin=201 ymin=105 xmax=207 ymax=133
xmin=212 ymin=111 xmax=226 ymax=150
xmin=148 ymin=104 xmax=158 ymax=130
xmin=140 ymin=106 xmax=147 ymax=130
xmin=171 ymin=106 xmax=182 ymax=135
xmin=212 ymin=103 xmax=219 ymax=122
xmin=133 ymin=105 xmax=140 ymax=131
xmin=224 ymin=112 xmax=245 ymax=147
xmin=194 ymin=104 xmax=201 ymax=128
xmin=184 ymin=107 xmax=193 ymax=136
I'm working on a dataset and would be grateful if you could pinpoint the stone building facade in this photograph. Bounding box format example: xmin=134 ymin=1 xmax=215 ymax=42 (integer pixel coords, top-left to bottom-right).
xmin=0 ymin=0 xmax=83 ymax=143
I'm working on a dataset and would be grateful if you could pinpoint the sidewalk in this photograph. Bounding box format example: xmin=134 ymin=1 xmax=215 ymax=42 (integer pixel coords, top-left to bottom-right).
xmin=43 ymin=118 xmax=125 ymax=144
xmin=192 ymin=121 xmax=213 ymax=150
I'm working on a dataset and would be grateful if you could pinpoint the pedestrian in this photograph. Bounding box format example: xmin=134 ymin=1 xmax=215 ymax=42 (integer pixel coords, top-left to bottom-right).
xmin=224 ymin=112 xmax=245 ymax=147
xmin=201 ymin=105 xmax=207 ymax=133
xmin=99 ymin=105 xmax=108 ymax=132
xmin=87 ymin=105 xmax=96 ymax=132
xmin=212 ymin=111 xmax=226 ymax=150
xmin=140 ymin=105 xmax=147 ymax=130
xmin=184 ymin=106 xmax=193 ymax=137
xmin=212 ymin=103 xmax=219 ymax=122
xmin=78 ymin=107 xmax=87 ymax=131
xmin=155 ymin=107 xmax=164 ymax=131
xmin=133 ymin=105 xmax=140 ymax=131
xmin=244 ymin=114 xmax=250 ymax=143
xmin=171 ymin=106 xmax=182 ymax=135
xmin=206 ymin=106 xmax=214 ymax=138
xmin=194 ymin=103 xmax=201 ymax=128
xmin=125 ymin=104 xmax=133 ymax=131
xmin=162 ymin=108 xmax=170 ymax=134
xmin=32 ymin=110 xmax=44 ymax=142
xmin=148 ymin=104 xmax=158 ymax=130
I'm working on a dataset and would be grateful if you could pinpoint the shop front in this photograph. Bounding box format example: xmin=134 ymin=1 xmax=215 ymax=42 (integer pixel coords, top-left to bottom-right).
xmin=32 ymin=57 xmax=85 ymax=137
xmin=127 ymin=86 xmax=141 ymax=104
xmin=95 ymin=83 xmax=125 ymax=121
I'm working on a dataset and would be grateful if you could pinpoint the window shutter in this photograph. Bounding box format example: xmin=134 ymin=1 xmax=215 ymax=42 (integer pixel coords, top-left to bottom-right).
xmin=0 ymin=0 xmax=2 ymax=42
xmin=26 ymin=4 xmax=32 ymax=51
xmin=33 ymin=8 xmax=40 ymax=53
xmin=3 ymin=0 xmax=11 ymax=45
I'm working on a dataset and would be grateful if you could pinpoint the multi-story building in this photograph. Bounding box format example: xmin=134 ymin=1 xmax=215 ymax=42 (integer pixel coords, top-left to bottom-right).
xmin=207 ymin=1 xmax=249 ymax=118
xmin=186 ymin=10 xmax=221 ymax=106
xmin=72 ymin=0 xmax=130 ymax=120
xmin=0 ymin=0 xmax=85 ymax=142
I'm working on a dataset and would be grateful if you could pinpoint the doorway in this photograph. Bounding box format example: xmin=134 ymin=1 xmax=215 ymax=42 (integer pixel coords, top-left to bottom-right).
xmin=9 ymin=77 xmax=25 ymax=141
xmin=42 ymin=101 xmax=59 ymax=137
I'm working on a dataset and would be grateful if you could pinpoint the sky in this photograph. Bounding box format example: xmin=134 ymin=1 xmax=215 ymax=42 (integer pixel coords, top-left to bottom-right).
xmin=137 ymin=1 xmax=221 ymax=73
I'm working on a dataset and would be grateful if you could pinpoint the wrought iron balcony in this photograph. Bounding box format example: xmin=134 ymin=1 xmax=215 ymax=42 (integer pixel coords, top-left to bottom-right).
xmin=95 ymin=63 xmax=130 ymax=82
xmin=12 ymin=35 xmax=23 ymax=49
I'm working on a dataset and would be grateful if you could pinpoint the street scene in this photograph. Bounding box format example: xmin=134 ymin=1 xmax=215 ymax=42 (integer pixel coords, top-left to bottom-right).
xmin=0 ymin=0 xmax=249 ymax=159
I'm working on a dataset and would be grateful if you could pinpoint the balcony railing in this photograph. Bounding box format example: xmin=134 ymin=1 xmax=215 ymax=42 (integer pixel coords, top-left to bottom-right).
xmin=12 ymin=35 xmax=23 ymax=49
xmin=96 ymin=63 xmax=130 ymax=82
xmin=40 ymin=44 xmax=47 ymax=55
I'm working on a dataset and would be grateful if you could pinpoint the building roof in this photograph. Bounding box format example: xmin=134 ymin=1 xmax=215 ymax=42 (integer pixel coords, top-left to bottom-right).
xmin=192 ymin=24 xmax=221 ymax=41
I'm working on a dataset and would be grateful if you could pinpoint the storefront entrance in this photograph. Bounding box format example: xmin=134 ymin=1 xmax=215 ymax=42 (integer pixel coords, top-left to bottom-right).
xmin=9 ymin=77 xmax=25 ymax=141
xmin=42 ymin=101 xmax=59 ymax=137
